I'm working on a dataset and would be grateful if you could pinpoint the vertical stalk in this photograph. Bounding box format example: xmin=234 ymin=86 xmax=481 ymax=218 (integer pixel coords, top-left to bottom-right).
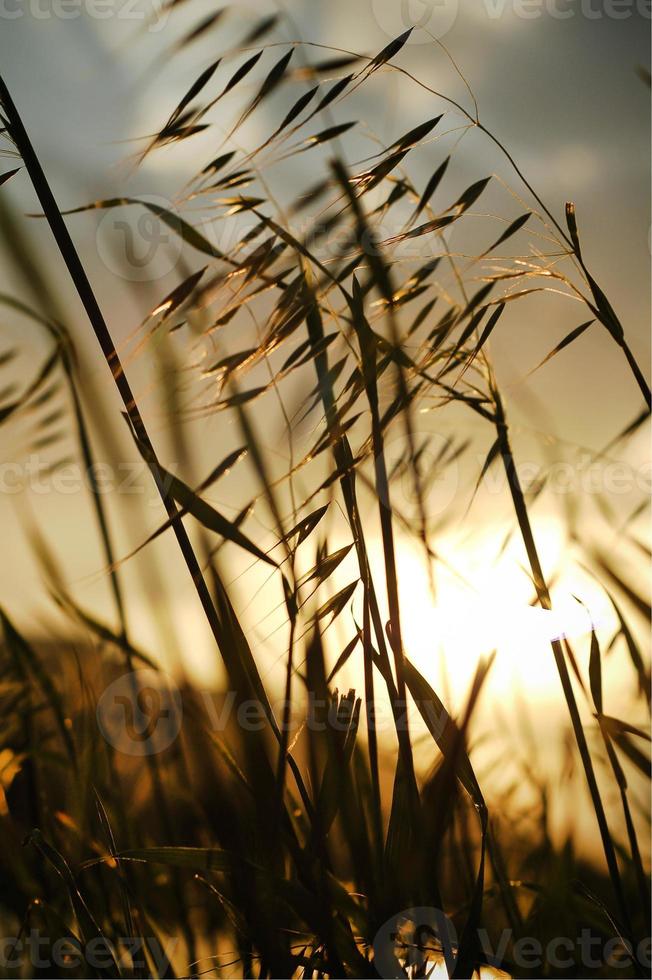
xmin=367 ymin=373 xmax=418 ymax=798
xmin=304 ymin=288 xmax=413 ymax=812
xmin=490 ymin=381 xmax=635 ymax=944
xmin=362 ymin=591 xmax=383 ymax=862
xmin=599 ymin=725 xmax=650 ymax=924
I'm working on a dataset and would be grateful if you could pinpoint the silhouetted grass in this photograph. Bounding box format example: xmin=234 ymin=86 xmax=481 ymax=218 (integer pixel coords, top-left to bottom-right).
xmin=0 ymin=12 xmax=649 ymax=979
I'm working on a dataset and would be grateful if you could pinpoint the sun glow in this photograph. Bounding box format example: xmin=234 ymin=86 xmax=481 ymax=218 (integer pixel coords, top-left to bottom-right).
xmin=387 ymin=518 xmax=616 ymax=707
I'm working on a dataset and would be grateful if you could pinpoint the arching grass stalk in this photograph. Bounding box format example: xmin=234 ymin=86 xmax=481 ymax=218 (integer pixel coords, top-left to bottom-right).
xmin=262 ymin=36 xmax=652 ymax=409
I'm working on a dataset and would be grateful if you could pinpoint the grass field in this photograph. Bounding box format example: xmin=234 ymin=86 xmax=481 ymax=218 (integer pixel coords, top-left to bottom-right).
xmin=0 ymin=8 xmax=649 ymax=977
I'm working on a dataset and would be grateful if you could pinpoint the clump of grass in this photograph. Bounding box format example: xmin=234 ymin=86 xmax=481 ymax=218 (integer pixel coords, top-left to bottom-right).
xmin=0 ymin=11 xmax=649 ymax=979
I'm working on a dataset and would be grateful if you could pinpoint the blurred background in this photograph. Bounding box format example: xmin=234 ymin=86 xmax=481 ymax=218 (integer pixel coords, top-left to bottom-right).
xmin=0 ymin=0 xmax=649 ymax=863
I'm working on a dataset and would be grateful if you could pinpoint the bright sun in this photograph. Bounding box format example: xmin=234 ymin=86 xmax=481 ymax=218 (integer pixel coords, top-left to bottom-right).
xmin=385 ymin=518 xmax=615 ymax=708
